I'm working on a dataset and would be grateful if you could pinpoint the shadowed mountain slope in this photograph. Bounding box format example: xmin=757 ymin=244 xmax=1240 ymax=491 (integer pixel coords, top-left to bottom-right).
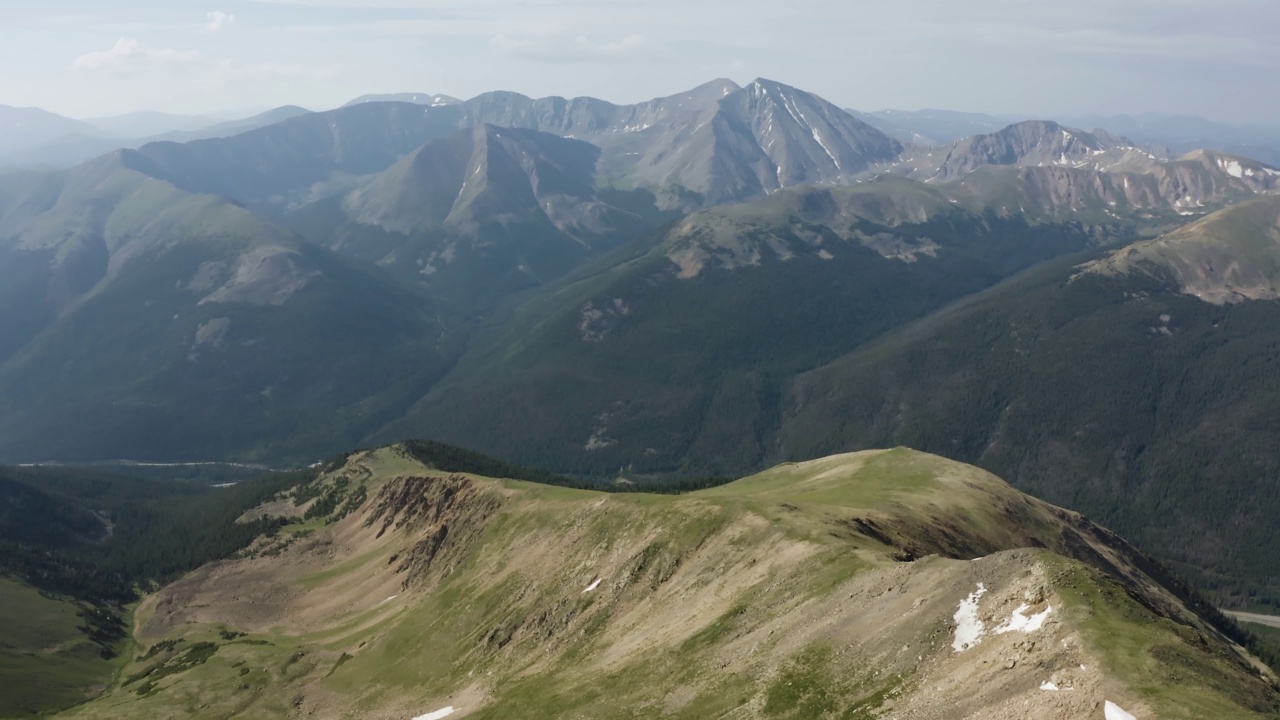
xmin=0 ymin=151 xmax=458 ymax=464
xmin=772 ymin=198 xmax=1280 ymax=602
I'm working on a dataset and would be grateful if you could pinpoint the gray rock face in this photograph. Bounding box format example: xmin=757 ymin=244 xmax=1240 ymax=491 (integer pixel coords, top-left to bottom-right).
xmin=453 ymin=78 xmax=902 ymax=208
xmin=308 ymin=124 xmax=667 ymax=307
xmin=871 ymin=120 xmax=1280 ymax=218
xmin=891 ymin=120 xmax=1153 ymax=182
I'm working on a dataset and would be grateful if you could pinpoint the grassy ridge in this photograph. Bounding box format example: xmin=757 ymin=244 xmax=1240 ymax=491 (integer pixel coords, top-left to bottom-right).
xmin=55 ymin=447 xmax=1280 ymax=719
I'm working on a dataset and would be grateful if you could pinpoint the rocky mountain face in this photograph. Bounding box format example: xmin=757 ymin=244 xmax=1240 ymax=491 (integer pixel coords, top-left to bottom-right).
xmin=119 ymin=79 xmax=899 ymax=213
xmin=426 ymin=77 xmax=905 ymax=208
xmin=889 ymin=120 xmax=1157 ymax=181
xmin=654 ymin=163 xmax=1280 ymax=282
xmin=288 ymin=124 xmax=671 ymax=306
xmin=872 ymin=121 xmax=1280 ymax=222
xmin=52 ymin=446 xmax=1279 ymax=720
xmin=1056 ymin=112 xmax=1280 ymax=168
xmin=437 ymin=78 xmax=903 ymax=206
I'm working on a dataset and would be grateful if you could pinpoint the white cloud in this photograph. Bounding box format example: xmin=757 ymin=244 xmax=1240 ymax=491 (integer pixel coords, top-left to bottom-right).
xmin=205 ymin=11 xmax=238 ymax=33
xmin=71 ymin=38 xmax=202 ymax=74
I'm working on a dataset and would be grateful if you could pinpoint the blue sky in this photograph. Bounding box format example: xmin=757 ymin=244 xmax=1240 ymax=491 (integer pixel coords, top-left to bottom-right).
xmin=1 ymin=0 xmax=1274 ymax=121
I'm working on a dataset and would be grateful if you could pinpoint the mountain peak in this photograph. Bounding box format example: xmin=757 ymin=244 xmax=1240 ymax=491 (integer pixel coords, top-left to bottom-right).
xmin=744 ymin=77 xmax=807 ymax=100
xmin=749 ymin=76 xmax=790 ymax=89
xmin=688 ymin=77 xmax=742 ymax=97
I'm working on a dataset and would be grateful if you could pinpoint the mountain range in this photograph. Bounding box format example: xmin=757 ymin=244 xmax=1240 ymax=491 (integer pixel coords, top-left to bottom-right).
xmin=0 ymin=105 xmax=105 ymax=157
xmin=121 ymin=79 xmax=901 ymax=214
xmin=849 ymin=107 xmax=1280 ymax=168
xmin=4 ymin=76 xmax=1280 ymax=624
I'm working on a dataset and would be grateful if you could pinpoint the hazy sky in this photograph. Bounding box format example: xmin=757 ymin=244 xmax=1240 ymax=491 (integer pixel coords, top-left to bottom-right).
xmin=0 ymin=0 xmax=1273 ymax=121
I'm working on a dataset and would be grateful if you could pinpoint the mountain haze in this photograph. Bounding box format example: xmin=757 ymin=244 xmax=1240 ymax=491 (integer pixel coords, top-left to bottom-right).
xmin=0 ymin=105 xmax=106 ymax=156
xmin=0 ymin=107 xmax=316 ymax=171
xmin=846 ymin=108 xmax=1014 ymax=146
xmin=0 ymin=150 xmax=459 ymax=463
xmin=85 ymin=111 xmax=218 ymax=139
xmin=344 ymin=92 xmax=461 ymax=107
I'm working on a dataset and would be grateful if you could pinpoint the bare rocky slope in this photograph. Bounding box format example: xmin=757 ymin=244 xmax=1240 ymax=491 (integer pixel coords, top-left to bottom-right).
xmin=58 ymin=445 xmax=1280 ymax=719
xmin=1085 ymin=194 xmax=1280 ymax=303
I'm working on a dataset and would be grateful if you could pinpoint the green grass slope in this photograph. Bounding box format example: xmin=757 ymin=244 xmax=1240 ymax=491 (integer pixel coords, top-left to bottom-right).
xmin=56 ymin=446 xmax=1279 ymax=719
xmin=0 ymin=579 xmax=130 ymax=719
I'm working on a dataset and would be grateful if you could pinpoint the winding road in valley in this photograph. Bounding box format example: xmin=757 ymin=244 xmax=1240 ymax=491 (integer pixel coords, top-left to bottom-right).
xmin=1225 ymin=611 xmax=1280 ymax=629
